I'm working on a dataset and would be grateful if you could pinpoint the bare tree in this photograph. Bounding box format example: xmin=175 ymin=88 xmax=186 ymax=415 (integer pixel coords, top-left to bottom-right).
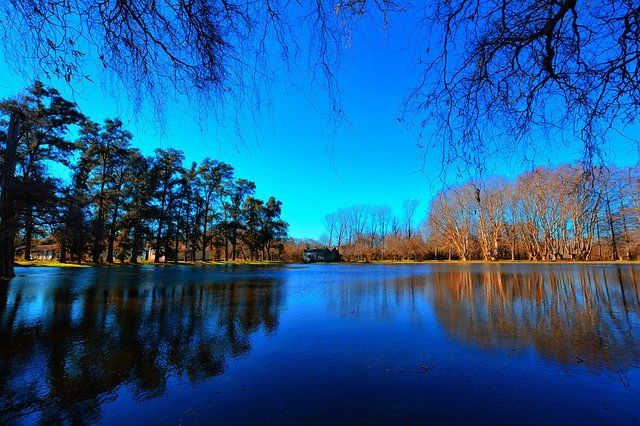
xmin=349 ymin=205 xmax=370 ymax=240
xmin=402 ymin=199 xmax=420 ymax=239
xmin=624 ymin=164 xmax=640 ymax=228
xmin=370 ymin=205 xmax=393 ymax=254
xmin=428 ymin=188 xmax=472 ymax=261
xmin=403 ymin=0 xmax=640 ymax=174
xmin=515 ymin=167 xmax=567 ymax=260
xmin=475 ymin=179 xmax=508 ymax=261
xmin=2 ymin=1 xmax=638 ymax=173
xmin=563 ymin=166 xmax=601 ymax=260
xmin=323 ymin=212 xmax=339 ymax=247
xmin=1 ymin=1 xmax=406 ymax=128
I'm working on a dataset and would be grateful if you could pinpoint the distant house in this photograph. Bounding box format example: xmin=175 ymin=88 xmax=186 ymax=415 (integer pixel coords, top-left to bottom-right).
xmin=31 ymin=244 xmax=60 ymax=260
xmin=303 ymin=247 xmax=341 ymax=262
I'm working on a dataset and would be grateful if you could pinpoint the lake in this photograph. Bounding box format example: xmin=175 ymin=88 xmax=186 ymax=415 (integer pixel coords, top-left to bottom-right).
xmin=1 ymin=263 xmax=639 ymax=424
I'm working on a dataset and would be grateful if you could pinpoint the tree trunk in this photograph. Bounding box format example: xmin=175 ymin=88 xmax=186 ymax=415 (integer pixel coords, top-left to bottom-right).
xmin=60 ymin=241 xmax=67 ymax=263
xmin=231 ymin=229 xmax=236 ymax=261
xmin=130 ymin=226 xmax=140 ymax=264
xmin=605 ymin=197 xmax=619 ymax=260
xmin=174 ymin=219 xmax=179 ymax=264
xmin=154 ymin=220 xmax=163 ymax=263
xmin=106 ymin=203 xmax=120 ymax=263
xmin=620 ymin=197 xmax=631 ymax=260
xmin=201 ymin=210 xmax=208 ymax=261
xmin=0 ymin=110 xmax=22 ymax=278
xmin=24 ymin=210 xmax=33 ymax=261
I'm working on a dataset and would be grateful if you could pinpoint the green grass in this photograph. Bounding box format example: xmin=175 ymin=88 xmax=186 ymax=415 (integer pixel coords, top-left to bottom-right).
xmin=14 ymin=259 xmax=91 ymax=268
xmin=14 ymin=259 xmax=289 ymax=268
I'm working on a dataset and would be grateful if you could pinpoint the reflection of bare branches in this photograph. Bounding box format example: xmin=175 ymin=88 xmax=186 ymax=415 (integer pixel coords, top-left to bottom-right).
xmin=328 ymin=264 xmax=640 ymax=371
xmin=430 ymin=266 xmax=640 ymax=370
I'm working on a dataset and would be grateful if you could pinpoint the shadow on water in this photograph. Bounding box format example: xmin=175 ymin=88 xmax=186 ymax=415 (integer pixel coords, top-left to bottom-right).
xmin=0 ymin=266 xmax=283 ymax=424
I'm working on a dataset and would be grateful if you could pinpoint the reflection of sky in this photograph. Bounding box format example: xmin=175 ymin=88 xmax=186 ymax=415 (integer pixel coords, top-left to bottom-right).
xmin=7 ymin=269 xmax=91 ymax=328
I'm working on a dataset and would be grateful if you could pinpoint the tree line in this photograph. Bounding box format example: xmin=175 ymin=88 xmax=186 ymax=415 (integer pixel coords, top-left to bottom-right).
xmin=0 ymin=82 xmax=288 ymax=276
xmin=307 ymin=164 xmax=640 ymax=262
xmin=430 ymin=165 xmax=640 ymax=261
xmin=294 ymin=199 xmax=424 ymax=262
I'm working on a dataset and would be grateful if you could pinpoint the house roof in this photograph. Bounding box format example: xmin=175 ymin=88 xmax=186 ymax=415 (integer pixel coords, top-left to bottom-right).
xmin=304 ymin=248 xmax=330 ymax=253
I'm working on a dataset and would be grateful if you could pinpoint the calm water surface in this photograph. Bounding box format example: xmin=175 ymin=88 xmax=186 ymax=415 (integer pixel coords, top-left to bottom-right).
xmin=1 ymin=263 xmax=639 ymax=424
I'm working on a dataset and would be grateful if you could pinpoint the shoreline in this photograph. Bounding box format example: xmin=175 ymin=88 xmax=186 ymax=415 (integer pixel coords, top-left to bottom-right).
xmin=13 ymin=259 xmax=640 ymax=269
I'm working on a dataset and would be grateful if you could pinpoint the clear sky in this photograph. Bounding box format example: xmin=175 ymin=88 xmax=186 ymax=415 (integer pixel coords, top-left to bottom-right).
xmin=0 ymin=20 xmax=443 ymax=240
xmin=1 ymin=15 xmax=638 ymax=240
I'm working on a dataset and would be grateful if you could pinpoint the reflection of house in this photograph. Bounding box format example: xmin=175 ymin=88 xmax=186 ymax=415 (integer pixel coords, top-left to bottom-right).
xmin=303 ymin=247 xmax=341 ymax=262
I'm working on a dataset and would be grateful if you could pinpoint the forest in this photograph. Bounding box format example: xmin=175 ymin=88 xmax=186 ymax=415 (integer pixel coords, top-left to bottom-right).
xmin=315 ymin=165 xmax=640 ymax=262
xmin=0 ymin=82 xmax=288 ymax=271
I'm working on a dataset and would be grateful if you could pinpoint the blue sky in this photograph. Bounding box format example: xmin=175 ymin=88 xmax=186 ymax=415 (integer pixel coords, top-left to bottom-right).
xmin=1 ymin=15 xmax=638 ymax=240
xmin=0 ymin=21 xmax=443 ymax=240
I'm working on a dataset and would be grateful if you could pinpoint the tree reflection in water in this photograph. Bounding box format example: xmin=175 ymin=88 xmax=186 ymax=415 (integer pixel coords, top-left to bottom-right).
xmin=429 ymin=266 xmax=640 ymax=369
xmin=330 ymin=265 xmax=640 ymax=370
xmin=0 ymin=267 xmax=283 ymax=424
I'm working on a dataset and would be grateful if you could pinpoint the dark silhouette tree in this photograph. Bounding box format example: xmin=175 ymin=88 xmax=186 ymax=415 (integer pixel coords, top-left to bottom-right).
xmin=117 ymin=150 xmax=154 ymax=263
xmin=0 ymin=106 xmax=23 ymax=277
xmin=0 ymin=82 xmax=83 ymax=275
xmin=225 ymin=178 xmax=256 ymax=261
xmin=262 ymin=197 xmax=288 ymax=260
xmin=403 ymin=0 xmax=640 ymax=174
xmin=149 ymin=148 xmax=185 ymax=263
xmin=241 ymin=196 xmax=265 ymax=261
xmin=78 ymin=118 xmax=134 ymax=263
xmin=197 ymin=158 xmax=234 ymax=261
xmin=13 ymin=82 xmax=83 ymax=261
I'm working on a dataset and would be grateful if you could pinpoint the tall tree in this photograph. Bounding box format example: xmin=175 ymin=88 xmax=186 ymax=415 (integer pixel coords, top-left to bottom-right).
xmin=14 ymin=82 xmax=83 ymax=261
xmin=149 ymin=148 xmax=185 ymax=263
xmin=197 ymin=158 xmax=234 ymax=261
xmin=262 ymin=197 xmax=288 ymax=261
xmin=428 ymin=186 xmax=473 ymax=261
xmin=78 ymin=118 xmax=133 ymax=263
xmin=117 ymin=151 xmax=154 ymax=263
xmin=0 ymin=106 xmax=23 ymax=277
xmin=0 ymin=82 xmax=82 ymax=275
xmin=225 ymin=178 xmax=256 ymax=261
xmin=475 ymin=179 xmax=508 ymax=261
xmin=402 ymin=199 xmax=420 ymax=239
xmin=241 ymin=197 xmax=265 ymax=261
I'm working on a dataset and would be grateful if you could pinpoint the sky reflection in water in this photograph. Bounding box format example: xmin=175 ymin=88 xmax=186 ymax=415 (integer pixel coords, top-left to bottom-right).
xmin=1 ymin=263 xmax=639 ymax=424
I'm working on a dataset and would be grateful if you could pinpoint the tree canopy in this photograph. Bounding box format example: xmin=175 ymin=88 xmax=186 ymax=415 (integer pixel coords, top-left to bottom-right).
xmin=404 ymin=0 xmax=640 ymax=173
xmin=1 ymin=1 xmax=639 ymax=170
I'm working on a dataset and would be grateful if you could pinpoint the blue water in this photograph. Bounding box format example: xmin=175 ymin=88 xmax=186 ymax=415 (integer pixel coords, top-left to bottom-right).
xmin=1 ymin=263 xmax=639 ymax=424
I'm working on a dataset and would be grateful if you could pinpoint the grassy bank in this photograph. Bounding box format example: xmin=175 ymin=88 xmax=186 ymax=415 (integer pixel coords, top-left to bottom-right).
xmin=14 ymin=259 xmax=640 ymax=269
xmin=14 ymin=259 xmax=289 ymax=268
xmin=14 ymin=259 xmax=91 ymax=268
